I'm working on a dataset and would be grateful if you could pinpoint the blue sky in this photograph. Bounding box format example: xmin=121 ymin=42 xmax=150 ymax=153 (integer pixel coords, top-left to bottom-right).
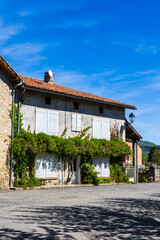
xmin=1 ymin=0 xmax=160 ymax=144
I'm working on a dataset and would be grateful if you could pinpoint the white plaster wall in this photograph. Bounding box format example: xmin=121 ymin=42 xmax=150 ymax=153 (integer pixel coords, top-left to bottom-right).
xmin=21 ymin=90 xmax=126 ymax=140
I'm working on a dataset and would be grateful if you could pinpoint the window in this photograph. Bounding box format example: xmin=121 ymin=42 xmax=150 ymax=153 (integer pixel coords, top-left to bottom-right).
xmin=74 ymin=102 xmax=79 ymax=110
xmin=45 ymin=97 xmax=51 ymax=105
xmin=72 ymin=114 xmax=81 ymax=132
xmin=99 ymin=107 xmax=103 ymax=114
xmin=35 ymin=154 xmax=58 ymax=178
xmin=36 ymin=108 xmax=59 ymax=135
xmin=93 ymin=117 xmax=110 ymax=140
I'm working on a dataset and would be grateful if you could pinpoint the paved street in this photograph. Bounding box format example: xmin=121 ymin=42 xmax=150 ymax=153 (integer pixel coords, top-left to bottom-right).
xmin=0 ymin=183 xmax=160 ymax=240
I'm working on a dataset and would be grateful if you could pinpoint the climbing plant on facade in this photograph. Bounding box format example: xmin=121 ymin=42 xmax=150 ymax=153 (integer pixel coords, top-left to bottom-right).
xmin=10 ymin=105 xmax=131 ymax=187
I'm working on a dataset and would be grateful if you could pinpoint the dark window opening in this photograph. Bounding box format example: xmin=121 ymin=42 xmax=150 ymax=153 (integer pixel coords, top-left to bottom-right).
xmin=45 ymin=97 xmax=51 ymax=105
xmin=99 ymin=107 xmax=103 ymax=114
xmin=74 ymin=102 xmax=79 ymax=110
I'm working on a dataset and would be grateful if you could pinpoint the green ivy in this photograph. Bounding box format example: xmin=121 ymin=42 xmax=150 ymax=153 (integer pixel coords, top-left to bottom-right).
xmin=12 ymin=130 xmax=130 ymax=185
xmin=110 ymin=164 xmax=129 ymax=183
xmin=10 ymin=105 xmax=131 ymax=187
xmin=9 ymin=104 xmax=23 ymax=138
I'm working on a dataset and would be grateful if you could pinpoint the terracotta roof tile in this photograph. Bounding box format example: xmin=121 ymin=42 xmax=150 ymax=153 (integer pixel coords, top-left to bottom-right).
xmin=19 ymin=75 xmax=136 ymax=109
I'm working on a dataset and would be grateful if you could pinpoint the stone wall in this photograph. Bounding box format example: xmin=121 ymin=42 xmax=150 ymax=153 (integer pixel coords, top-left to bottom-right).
xmin=0 ymin=70 xmax=12 ymax=189
xmin=138 ymin=166 xmax=160 ymax=182
xmin=155 ymin=166 xmax=160 ymax=182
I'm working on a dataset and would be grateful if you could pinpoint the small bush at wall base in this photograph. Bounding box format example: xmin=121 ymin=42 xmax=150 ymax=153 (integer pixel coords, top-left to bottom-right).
xmin=122 ymin=175 xmax=129 ymax=183
xmin=99 ymin=177 xmax=112 ymax=184
xmin=14 ymin=177 xmax=46 ymax=188
xmin=81 ymin=163 xmax=100 ymax=186
xmin=110 ymin=164 xmax=129 ymax=183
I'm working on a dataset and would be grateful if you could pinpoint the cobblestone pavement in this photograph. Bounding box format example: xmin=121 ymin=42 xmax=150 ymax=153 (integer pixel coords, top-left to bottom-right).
xmin=0 ymin=183 xmax=160 ymax=239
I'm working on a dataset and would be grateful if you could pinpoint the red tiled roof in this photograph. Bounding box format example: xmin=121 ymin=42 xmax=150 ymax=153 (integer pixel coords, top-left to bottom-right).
xmin=19 ymin=75 xmax=136 ymax=109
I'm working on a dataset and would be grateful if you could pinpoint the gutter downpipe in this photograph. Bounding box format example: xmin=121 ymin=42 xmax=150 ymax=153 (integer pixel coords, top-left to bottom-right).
xmin=18 ymin=89 xmax=26 ymax=134
xmin=134 ymin=140 xmax=139 ymax=182
xmin=10 ymin=80 xmax=24 ymax=188
xmin=136 ymin=140 xmax=139 ymax=182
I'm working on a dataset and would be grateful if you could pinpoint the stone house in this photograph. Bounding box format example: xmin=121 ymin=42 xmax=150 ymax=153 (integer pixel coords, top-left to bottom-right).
xmin=0 ymin=54 xmax=141 ymax=188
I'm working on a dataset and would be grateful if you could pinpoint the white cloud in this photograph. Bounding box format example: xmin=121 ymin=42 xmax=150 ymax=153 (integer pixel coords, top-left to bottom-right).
xmin=112 ymin=35 xmax=158 ymax=54
xmin=18 ymin=11 xmax=32 ymax=17
xmin=135 ymin=44 xmax=157 ymax=54
xmin=135 ymin=106 xmax=159 ymax=117
xmin=109 ymin=69 xmax=159 ymax=81
xmin=47 ymin=15 xmax=109 ymax=29
xmin=2 ymin=42 xmax=46 ymax=59
xmin=145 ymin=75 xmax=160 ymax=90
xmin=0 ymin=21 xmax=22 ymax=42
xmin=1 ymin=42 xmax=47 ymax=73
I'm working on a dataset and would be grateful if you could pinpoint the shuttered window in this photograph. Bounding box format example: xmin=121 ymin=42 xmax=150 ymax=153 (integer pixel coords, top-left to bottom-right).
xmin=36 ymin=108 xmax=59 ymax=135
xmin=72 ymin=114 xmax=81 ymax=132
xmin=35 ymin=154 xmax=58 ymax=178
xmin=93 ymin=117 xmax=101 ymax=139
xmin=102 ymin=118 xmax=110 ymax=140
xmin=93 ymin=117 xmax=110 ymax=140
xmin=47 ymin=111 xmax=59 ymax=135
xmin=36 ymin=109 xmax=47 ymax=134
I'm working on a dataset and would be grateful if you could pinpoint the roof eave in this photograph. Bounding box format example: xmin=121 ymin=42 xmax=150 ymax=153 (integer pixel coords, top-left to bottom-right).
xmin=22 ymin=85 xmax=137 ymax=110
xmin=126 ymin=119 xmax=142 ymax=141
xmin=0 ymin=54 xmax=21 ymax=81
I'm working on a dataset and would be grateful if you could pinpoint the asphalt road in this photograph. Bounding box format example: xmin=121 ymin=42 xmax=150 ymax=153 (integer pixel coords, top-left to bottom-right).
xmin=0 ymin=183 xmax=160 ymax=240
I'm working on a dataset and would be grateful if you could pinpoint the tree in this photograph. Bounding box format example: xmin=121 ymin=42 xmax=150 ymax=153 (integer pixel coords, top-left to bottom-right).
xmin=148 ymin=147 xmax=160 ymax=165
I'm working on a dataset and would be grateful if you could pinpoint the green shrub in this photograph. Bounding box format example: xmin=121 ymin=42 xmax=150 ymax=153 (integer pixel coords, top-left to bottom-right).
xmin=99 ymin=177 xmax=112 ymax=184
xmin=123 ymin=175 xmax=129 ymax=183
xmin=110 ymin=164 xmax=129 ymax=183
xmin=142 ymin=176 xmax=148 ymax=182
xmin=14 ymin=178 xmax=27 ymax=188
xmin=14 ymin=177 xmax=46 ymax=188
xmin=81 ymin=163 xmax=100 ymax=186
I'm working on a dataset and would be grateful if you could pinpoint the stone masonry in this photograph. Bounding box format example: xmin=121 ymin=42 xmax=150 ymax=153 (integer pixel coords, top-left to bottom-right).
xmin=0 ymin=70 xmax=12 ymax=189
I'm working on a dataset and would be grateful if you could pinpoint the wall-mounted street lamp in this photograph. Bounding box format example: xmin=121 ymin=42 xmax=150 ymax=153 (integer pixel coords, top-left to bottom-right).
xmin=129 ymin=112 xmax=135 ymax=124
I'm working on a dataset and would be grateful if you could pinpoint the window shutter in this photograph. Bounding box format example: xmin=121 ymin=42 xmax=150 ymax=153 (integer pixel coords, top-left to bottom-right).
xmin=47 ymin=111 xmax=59 ymax=135
xmin=102 ymin=119 xmax=110 ymax=140
xmin=36 ymin=108 xmax=47 ymax=133
xmin=93 ymin=117 xmax=101 ymax=139
xmin=101 ymin=157 xmax=110 ymax=177
xmin=77 ymin=114 xmax=81 ymax=132
xmin=46 ymin=156 xmax=58 ymax=178
xmin=72 ymin=114 xmax=77 ymax=131
xmin=35 ymin=159 xmax=46 ymax=178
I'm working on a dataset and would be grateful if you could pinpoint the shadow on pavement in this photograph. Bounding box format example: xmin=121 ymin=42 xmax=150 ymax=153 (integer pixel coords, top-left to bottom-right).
xmin=0 ymin=198 xmax=160 ymax=239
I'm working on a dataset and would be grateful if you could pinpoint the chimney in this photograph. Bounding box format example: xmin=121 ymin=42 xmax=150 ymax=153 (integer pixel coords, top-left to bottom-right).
xmin=44 ymin=70 xmax=54 ymax=83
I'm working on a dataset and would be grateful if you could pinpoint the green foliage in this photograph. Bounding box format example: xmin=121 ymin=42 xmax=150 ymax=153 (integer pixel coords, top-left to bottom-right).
xmin=142 ymin=156 xmax=148 ymax=163
xmin=99 ymin=177 xmax=112 ymax=184
xmin=61 ymin=128 xmax=68 ymax=138
xmin=110 ymin=123 xmax=123 ymax=142
xmin=148 ymin=147 xmax=160 ymax=165
xmin=9 ymin=104 xmax=23 ymax=137
xmin=110 ymin=164 xmax=129 ymax=183
xmin=13 ymin=130 xmax=130 ymax=186
xmin=11 ymin=104 xmax=130 ymax=187
xmin=122 ymin=175 xmax=129 ymax=183
xmin=14 ymin=177 xmax=46 ymax=188
xmin=81 ymin=163 xmax=100 ymax=186
xmin=139 ymin=140 xmax=160 ymax=158
xmin=142 ymin=176 xmax=148 ymax=183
